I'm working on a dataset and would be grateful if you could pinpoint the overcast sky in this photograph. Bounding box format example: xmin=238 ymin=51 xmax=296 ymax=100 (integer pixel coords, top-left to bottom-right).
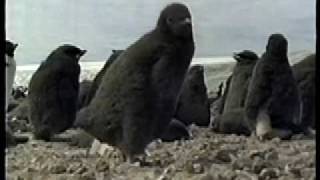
xmin=6 ymin=0 xmax=316 ymax=65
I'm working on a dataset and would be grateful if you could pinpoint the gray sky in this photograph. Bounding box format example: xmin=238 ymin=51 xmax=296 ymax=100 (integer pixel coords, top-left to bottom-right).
xmin=6 ymin=0 xmax=316 ymax=65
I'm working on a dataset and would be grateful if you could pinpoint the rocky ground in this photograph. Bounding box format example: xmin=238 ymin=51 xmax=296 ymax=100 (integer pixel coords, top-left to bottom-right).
xmin=6 ymin=125 xmax=315 ymax=180
xmin=7 ymin=57 xmax=315 ymax=180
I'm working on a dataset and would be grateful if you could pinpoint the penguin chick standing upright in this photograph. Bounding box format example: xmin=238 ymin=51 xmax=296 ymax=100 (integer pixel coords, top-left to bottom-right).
xmin=75 ymin=3 xmax=194 ymax=163
xmin=245 ymin=34 xmax=303 ymax=140
xmin=213 ymin=50 xmax=258 ymax=136
xmin=28 ymin=44 xmax=86 ymax=141
xmin=222 ymin=50 xmax=259 ymax=113
xmin=174 ymin=65 xmax=210 ymax=127
xmin=6 ymin=40 xmax=18 ymax=113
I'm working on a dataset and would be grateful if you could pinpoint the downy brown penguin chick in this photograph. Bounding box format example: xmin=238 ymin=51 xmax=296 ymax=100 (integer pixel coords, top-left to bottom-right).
xmin=28 ymin=44 xmax=86 ymax=141
xmin=245 ymin=34 xmax=303 ymax=140
xmin=75 ymin=3 xmax=194 ymax=163
xmin=174 ymin=65 xmax=210 ymax=126
xmin=292 ymin=54 xmax=315 ymax=131
xmin=213 ymin=50 xmax=258 ymax=135
xmin=223 ymin=50 xmax=259 ymax=113
xmin=82 ymin=50 xmax=124 ymax=108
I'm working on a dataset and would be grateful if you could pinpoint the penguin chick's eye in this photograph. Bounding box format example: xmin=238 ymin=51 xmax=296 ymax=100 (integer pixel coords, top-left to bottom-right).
xmin=167 ymin=17 xmax=173 ymax=24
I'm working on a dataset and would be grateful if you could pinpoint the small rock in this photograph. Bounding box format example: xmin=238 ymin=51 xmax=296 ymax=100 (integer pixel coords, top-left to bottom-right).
xmin=215 ymin=149 xmax=235 ymax=163
xmin=235 ymin=170 xmax=258 ymax=180
xmin=277 ymin=175 xmax=296 ymax=180
xmin=89 ymin=139 xmax=101 ymax=155
xmin=66 ymin=163 xmax=82 ymax=173
xmin=98 ymin=143 xmax=114 ymax=156
xmin=49 ymin=164 xmax=67 ymax=174
xmin=270 ymin=137 xmax=281 ymax=144
xmin=264 ymin=151 xmax=279 ymax=161
xmin=300 ymin=168 xmax=316 ymax=180
xmin=95 ymin=172 xmax=108 ymax=180
xmin=249 ymin=150 xmax=265 ymax=159
xmin=186 ymin=162 xmax=204 ymax=174
xmin=259 ymin=168 xmax=280 ymax=179
xmin=157 ymin=166 xmax=175 ymax=180
xmin=220 ymin=169 xmax=237 ymax=180
xmin=199 ymin=174 xmax=214 ymax=180
xmin=75 ymin=166 xmax=89 ymax=175
xmin=232 ymin=157 xmax=252 ymax=170
xmin=284 ymin=164 xmax=302 ymax=178
xmin=192 ymin=163 xmax=204 ymax=174
xmin=252 ymin=159 xmax=271 ymax=174
xmin=95 ymin=159 xmax=110 ymax=172
xmin=80 ymin=171 xmax=95 ymax=180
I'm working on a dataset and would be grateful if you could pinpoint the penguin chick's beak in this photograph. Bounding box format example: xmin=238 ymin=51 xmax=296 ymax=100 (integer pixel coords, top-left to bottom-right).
xmin=14 ymin=44 xmax=18 ymax=49
xmin=76 ymin=50 xmax=87 ymax=60
xmin=80 ymin=50 xmax=87 ymax=56
xmin=181 ymin=17 xmax=191 ymax=25
xmin=232 ymin=52 xmax=241 ymax=62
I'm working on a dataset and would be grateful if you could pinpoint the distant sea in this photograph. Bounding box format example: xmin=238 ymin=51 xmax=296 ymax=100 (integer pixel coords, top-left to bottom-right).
xmin=14 ymin=56 xmax=234 ymax=87
xmin=13 ymin=51 xmax=313 ymax=91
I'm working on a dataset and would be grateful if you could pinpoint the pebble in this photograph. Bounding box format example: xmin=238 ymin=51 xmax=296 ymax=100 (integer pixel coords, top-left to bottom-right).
xmin=49 ymin=164 xmax=67 ymax=174
xmin=89 ymin=139 xmax=100 ymax=155
xmin=259 ymin=168 xmax=280 ymax=179
xmin=252 ymin=159 xmax=271 ymax=174
xmin=215 ymin=149 xmax=235 ymax=163
xmin=232 ymin=157 xmax=252 ymax=170
xmin=264 ymin=151 xmax=279 ymax=161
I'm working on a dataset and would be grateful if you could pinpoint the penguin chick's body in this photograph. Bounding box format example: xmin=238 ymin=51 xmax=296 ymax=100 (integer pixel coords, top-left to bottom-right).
xmin=82 ymin=50 xmax=123 ymax=108
xmin=75 ymin=3 xmax=194 ymax=162
xmin=174 ymin=65 xmax=210 ymax=127
xmin=245 ymin=34 xmax=303 ymax=139
xmin=28 ymin=44 xmax=86 ymax=141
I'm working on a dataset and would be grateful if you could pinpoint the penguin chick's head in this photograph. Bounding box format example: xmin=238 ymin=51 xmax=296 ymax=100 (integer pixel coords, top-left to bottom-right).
xmin=266 ymin=33 xmax=288 ymax=57
xmin=233 ymin=50 xmax=259 ymax=64
xmin=6 ymin=40 xmax=18 ymax=58
xmin=157 ymin=3 xmax=193 ymax=40
xmin=55 ymin=44 xmax=87 ymax=61
xmin=187 ymin=65 xmax=205 ymax=92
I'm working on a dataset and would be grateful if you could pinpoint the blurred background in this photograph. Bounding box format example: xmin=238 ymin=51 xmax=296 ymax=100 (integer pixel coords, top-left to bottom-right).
xmin=6 ymin=0 xmax=316 ymax=65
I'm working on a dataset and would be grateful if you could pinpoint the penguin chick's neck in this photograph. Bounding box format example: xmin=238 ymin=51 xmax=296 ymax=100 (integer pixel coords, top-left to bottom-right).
xmin=263 ymin=52 xmax=288 ymax=63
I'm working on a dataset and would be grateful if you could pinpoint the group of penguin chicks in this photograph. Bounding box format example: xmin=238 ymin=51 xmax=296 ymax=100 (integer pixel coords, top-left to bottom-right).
xmin=5 ymin=3 xmax=315 ymax=165
xmin=213 ymin=37 xmax=315 ymax=141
